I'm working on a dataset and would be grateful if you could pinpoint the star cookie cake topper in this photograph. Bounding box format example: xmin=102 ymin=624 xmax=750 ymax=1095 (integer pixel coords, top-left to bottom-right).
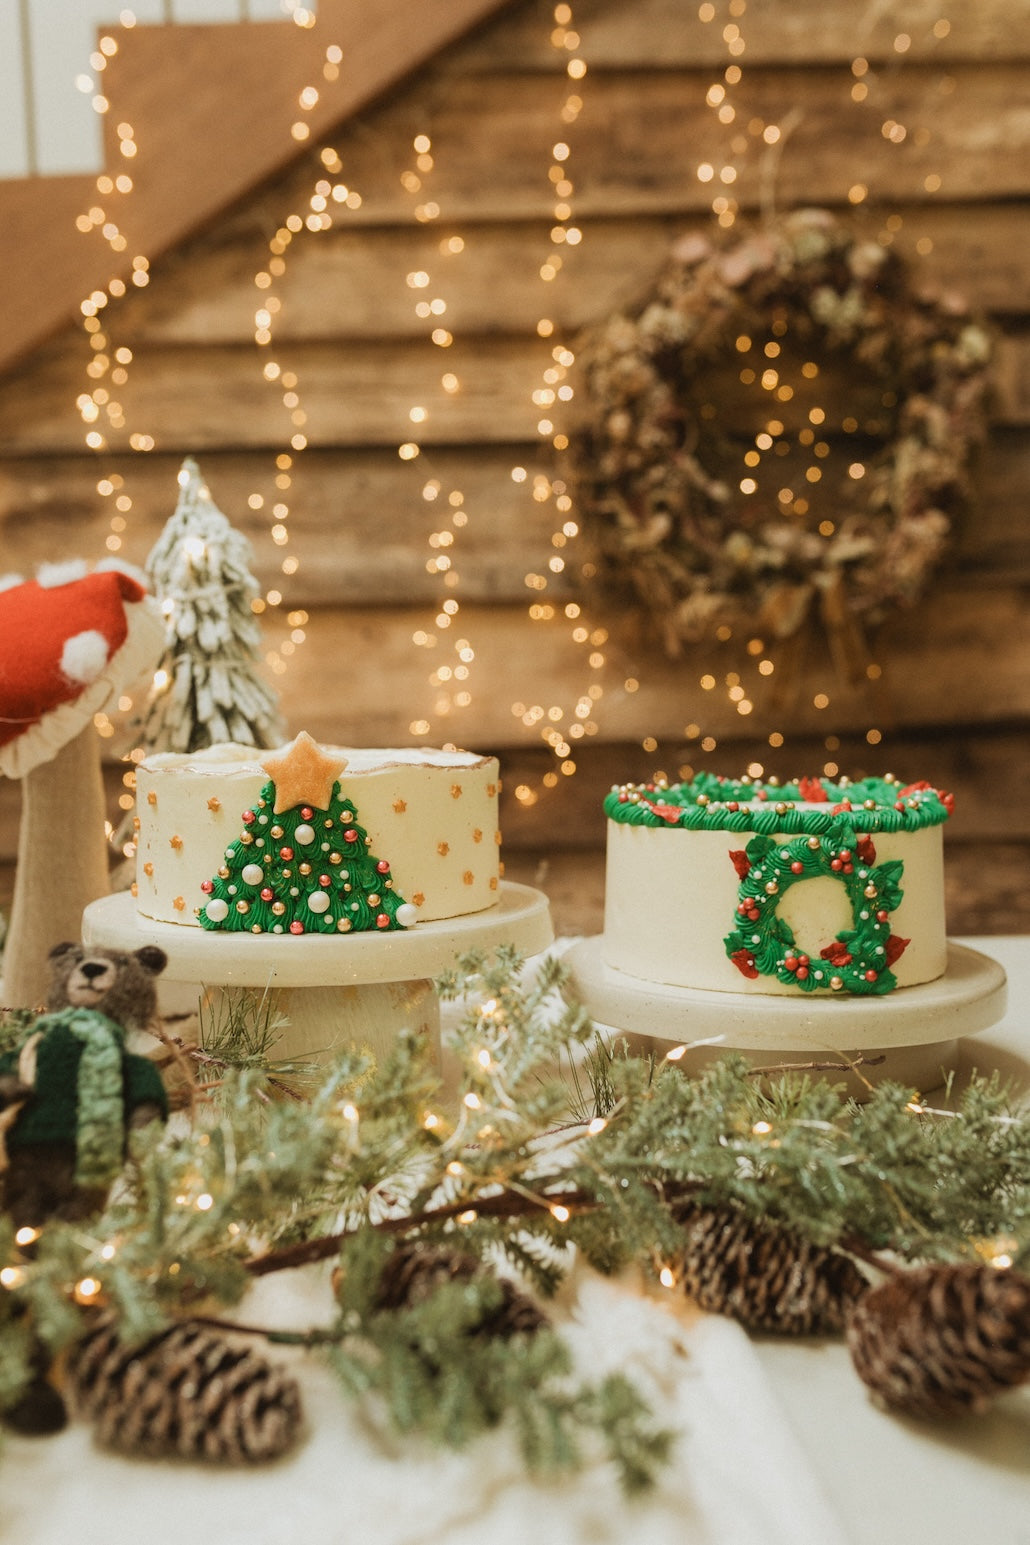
xmin=260 ymin=731 xmax=349 ymax=813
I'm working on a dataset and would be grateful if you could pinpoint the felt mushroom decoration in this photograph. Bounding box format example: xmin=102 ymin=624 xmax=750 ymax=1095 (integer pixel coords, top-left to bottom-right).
xmin=0 ymin=560 xmax=164 ymax=1008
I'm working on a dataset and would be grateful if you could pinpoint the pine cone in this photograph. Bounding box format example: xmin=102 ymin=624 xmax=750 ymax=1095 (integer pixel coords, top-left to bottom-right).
xmin=846 ymin=1262 xmax=1030 ymax=1418
xmin=67 ymin=1315 xmax=303 ymax=1462
xmin=374 ymin=1241 xmax=547 ymax=1338
xmin=675 ymin=1202 xmax=868 ymax=1334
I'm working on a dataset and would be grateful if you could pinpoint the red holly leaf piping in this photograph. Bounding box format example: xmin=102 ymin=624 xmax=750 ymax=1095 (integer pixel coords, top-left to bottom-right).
xmin=729 ymin=849 xmax=751 ymax=880
xmin=643 ymin=800 xmax=683 ymax=825
xmin=884 ymin=934 xmax=910 ymax=967
xmin=819 ymin=939 xmax=854 ymax=967
xmin=730 ymin=948 xmax=759 ymax=979
xmin=798 ymin=776 xmax=829 ymax=802
xmin=856 ymin=835 xmax=877 ymax=866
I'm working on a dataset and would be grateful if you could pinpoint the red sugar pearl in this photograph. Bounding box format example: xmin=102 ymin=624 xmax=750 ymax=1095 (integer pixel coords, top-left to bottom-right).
xmin=343 ymin=828 xmax=358 ymax=844
xmin=376 ymin=913 xmax=390 ymax=929
xmin=260 ymin=887 xmax=274 ymax=902
xmin=279 ymin=846 xmax=294 ymax=861
xmin=290 ymin=921 xmax=305 ymax=935
xmin=376 ymin=860 xmax=390 ymax=875
xmin=201 ymin=880 xmax=214 ymax=893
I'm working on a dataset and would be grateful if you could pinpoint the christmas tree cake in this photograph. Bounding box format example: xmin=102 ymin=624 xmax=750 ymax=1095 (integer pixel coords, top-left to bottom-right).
xmin=134 ymin=732 xmax=501 ymax=934
xmin=601 ymin=772 xmax=953 ymax=997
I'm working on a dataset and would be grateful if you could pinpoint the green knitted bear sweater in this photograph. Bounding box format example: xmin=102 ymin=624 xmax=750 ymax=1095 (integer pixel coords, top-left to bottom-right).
xmin=0 ymin=1007 xmax=168 ymax=1186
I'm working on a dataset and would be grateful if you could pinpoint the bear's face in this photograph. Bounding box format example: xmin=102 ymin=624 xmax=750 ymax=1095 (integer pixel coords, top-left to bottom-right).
xmin=46 ymin=944 xmax=168 ymax=1033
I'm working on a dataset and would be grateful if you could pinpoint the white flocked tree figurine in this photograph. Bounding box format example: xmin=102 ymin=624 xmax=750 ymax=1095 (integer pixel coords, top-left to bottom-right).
xmin=141 ymin=457 xmax=286 ymax=754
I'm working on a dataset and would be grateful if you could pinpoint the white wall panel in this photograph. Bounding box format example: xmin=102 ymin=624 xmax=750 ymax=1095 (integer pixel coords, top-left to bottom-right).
xmin=0 ymin=0 xmax=30 ymax=177
xmin=1 ymin=0 xmax=315 ymax=178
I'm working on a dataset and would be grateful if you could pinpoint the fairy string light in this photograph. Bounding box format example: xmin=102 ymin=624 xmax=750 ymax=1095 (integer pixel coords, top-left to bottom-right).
xmin=73 ymin=7 xmax=338 ymax=724
xmin=390 ymin=132 xmax=482 ymax=743
xmin=504 ymin=0 xmax=611 ymax=808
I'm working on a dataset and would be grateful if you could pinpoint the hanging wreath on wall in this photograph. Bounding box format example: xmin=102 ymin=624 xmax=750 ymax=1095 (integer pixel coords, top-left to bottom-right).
xmin=565 ymin=208 xmax=992 ymax=660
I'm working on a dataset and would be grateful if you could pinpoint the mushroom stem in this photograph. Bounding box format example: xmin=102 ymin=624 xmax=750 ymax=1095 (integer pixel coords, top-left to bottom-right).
xmin=3 ymin=724 xmax=111 ymax=1009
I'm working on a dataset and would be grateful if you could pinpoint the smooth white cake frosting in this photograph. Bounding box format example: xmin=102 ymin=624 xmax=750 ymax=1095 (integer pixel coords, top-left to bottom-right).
xmin=135 ymin=742 xmax=501 ymax=927
xmin=601 ymin=773 xmax=952 ymax=997
xmin=603 ymin=822 xmax=947 ymax=995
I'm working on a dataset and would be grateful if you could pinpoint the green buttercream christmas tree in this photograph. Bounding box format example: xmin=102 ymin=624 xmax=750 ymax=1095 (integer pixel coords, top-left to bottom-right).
xmin=199 ymin=732 xmax=418 ymax=936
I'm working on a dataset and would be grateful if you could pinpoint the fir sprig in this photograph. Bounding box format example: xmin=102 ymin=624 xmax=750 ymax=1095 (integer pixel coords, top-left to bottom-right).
xmin=2 ymin=947 xmax=1029 ymax=1476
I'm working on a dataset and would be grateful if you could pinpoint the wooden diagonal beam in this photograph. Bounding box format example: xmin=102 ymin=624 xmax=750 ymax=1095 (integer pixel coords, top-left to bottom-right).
xmin=0 ymin=0 xmax=512 ymax=378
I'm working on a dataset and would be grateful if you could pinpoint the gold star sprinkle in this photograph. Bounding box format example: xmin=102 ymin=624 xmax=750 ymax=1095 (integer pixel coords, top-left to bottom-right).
xmin=143 ymin=862 xmax=154 ymax=876
xmin=473 ymin=828 xmax=483 ymax=843
xmin=487 ymin=783 xmax=497 ymax=797
xmin=170 ymin=835 xmax=183 ymax=851
xmin=489 ymin=876 xmax=498 ymax=891
xmin=260 ymin=732 xmax=348 ymax=814
xmin=412 ymin=891 xmax=425 ymax=907
xmin=437 ymin=841 xmax=450 ymax=856
xmin=132 ymin=816 xmax=140 ymax=832
xmin=451 ymin=784 xmax=463 ymax=799
xmin=147 ymin=791 xmax=157 ymax=806
xmin=393 ymin=798 xmax=407 ymax=813
xmin=130 ymin=882 xmax=138 ymax=896
xmin=463 ymin=870 xmax=474 ymax=885
xmin=207 ymin=796 xmax=222 ymax=812
xmin=173 ymin=896 xmax=185 ymax=911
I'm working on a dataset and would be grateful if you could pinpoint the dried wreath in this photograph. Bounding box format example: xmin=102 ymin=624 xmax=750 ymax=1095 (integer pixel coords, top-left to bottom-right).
xmin=567 ymin=209 xmax=992 ymax=659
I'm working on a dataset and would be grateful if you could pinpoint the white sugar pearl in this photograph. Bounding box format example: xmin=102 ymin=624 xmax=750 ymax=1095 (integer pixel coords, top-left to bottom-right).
xmin=307 ymin=890 xmax=330 ymax=914
xmin=295 ymin=823 xmax=316 ymax=845
xmin=242 ymin=863 xmax=264 ymax=885
xmin=395 ymin=903 xmax=419 ymax=928
xmin=205 ymin=899 xmax=229 ymax=922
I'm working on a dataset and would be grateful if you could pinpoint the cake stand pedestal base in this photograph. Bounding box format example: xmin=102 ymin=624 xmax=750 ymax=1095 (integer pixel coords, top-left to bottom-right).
xmin=565 ymin=938 xmax=1008 ymax=1095
xmin=83 ymin=884 xmax=553 ymax=1067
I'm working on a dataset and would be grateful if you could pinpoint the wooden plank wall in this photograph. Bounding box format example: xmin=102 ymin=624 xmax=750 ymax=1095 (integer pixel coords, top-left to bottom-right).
xmin=1 ymin=0 xmax=1028 ymax=934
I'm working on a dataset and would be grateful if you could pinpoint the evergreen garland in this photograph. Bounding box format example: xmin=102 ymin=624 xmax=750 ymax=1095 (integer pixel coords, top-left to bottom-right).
xmin=2 ymin=947 xmax=1029 ymax=1480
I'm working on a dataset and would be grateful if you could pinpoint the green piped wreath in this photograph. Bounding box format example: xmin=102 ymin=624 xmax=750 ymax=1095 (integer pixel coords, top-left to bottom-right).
xmin=723 ymin=827 xmax=909 ymax=995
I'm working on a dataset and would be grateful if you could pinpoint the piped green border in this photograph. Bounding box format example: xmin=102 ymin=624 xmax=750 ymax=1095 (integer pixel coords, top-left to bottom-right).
xmin=604 ymin=772 xmax=952 ymax=837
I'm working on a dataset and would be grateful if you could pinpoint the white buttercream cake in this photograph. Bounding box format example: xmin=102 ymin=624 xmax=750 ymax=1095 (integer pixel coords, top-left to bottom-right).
xmin=134 ymin=734 xmax=501 ymax=934
xmin=602 ymin=772 xmax=953 ymax=997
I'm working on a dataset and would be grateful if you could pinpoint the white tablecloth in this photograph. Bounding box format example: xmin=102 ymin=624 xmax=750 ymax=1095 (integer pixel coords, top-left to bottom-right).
xmin=3 ymin=937 xmax=1028 ymax=1545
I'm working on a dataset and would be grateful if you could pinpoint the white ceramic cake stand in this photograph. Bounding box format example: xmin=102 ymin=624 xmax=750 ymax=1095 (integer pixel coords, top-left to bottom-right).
xmin=82 ymin=884 xmax=553 ymax=1066
xmin=564 ymin=936 xmax=1008 ymax=1094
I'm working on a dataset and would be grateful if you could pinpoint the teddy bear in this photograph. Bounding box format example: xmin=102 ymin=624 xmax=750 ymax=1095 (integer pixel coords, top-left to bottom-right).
xmin=0 ymin=941 xmax=170 ymax=1228
xmin=0 ymin=941 xmax=171 ymax=1434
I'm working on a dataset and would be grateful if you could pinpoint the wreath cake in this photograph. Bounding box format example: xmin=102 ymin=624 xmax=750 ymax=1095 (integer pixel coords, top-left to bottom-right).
xmin=134 ymin=732 xmax=501 ymax=934
xmin=602 ymin=772 xmax=952 ymax=997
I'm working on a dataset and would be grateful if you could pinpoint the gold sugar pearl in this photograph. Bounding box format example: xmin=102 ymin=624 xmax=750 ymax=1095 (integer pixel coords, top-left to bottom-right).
xmin=271 ymin=826 xmax=284 ymax=839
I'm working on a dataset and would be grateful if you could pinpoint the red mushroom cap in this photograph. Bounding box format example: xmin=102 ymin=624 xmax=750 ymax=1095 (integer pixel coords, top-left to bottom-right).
xmin=0 ymin=560 xmax=164 ymax=778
